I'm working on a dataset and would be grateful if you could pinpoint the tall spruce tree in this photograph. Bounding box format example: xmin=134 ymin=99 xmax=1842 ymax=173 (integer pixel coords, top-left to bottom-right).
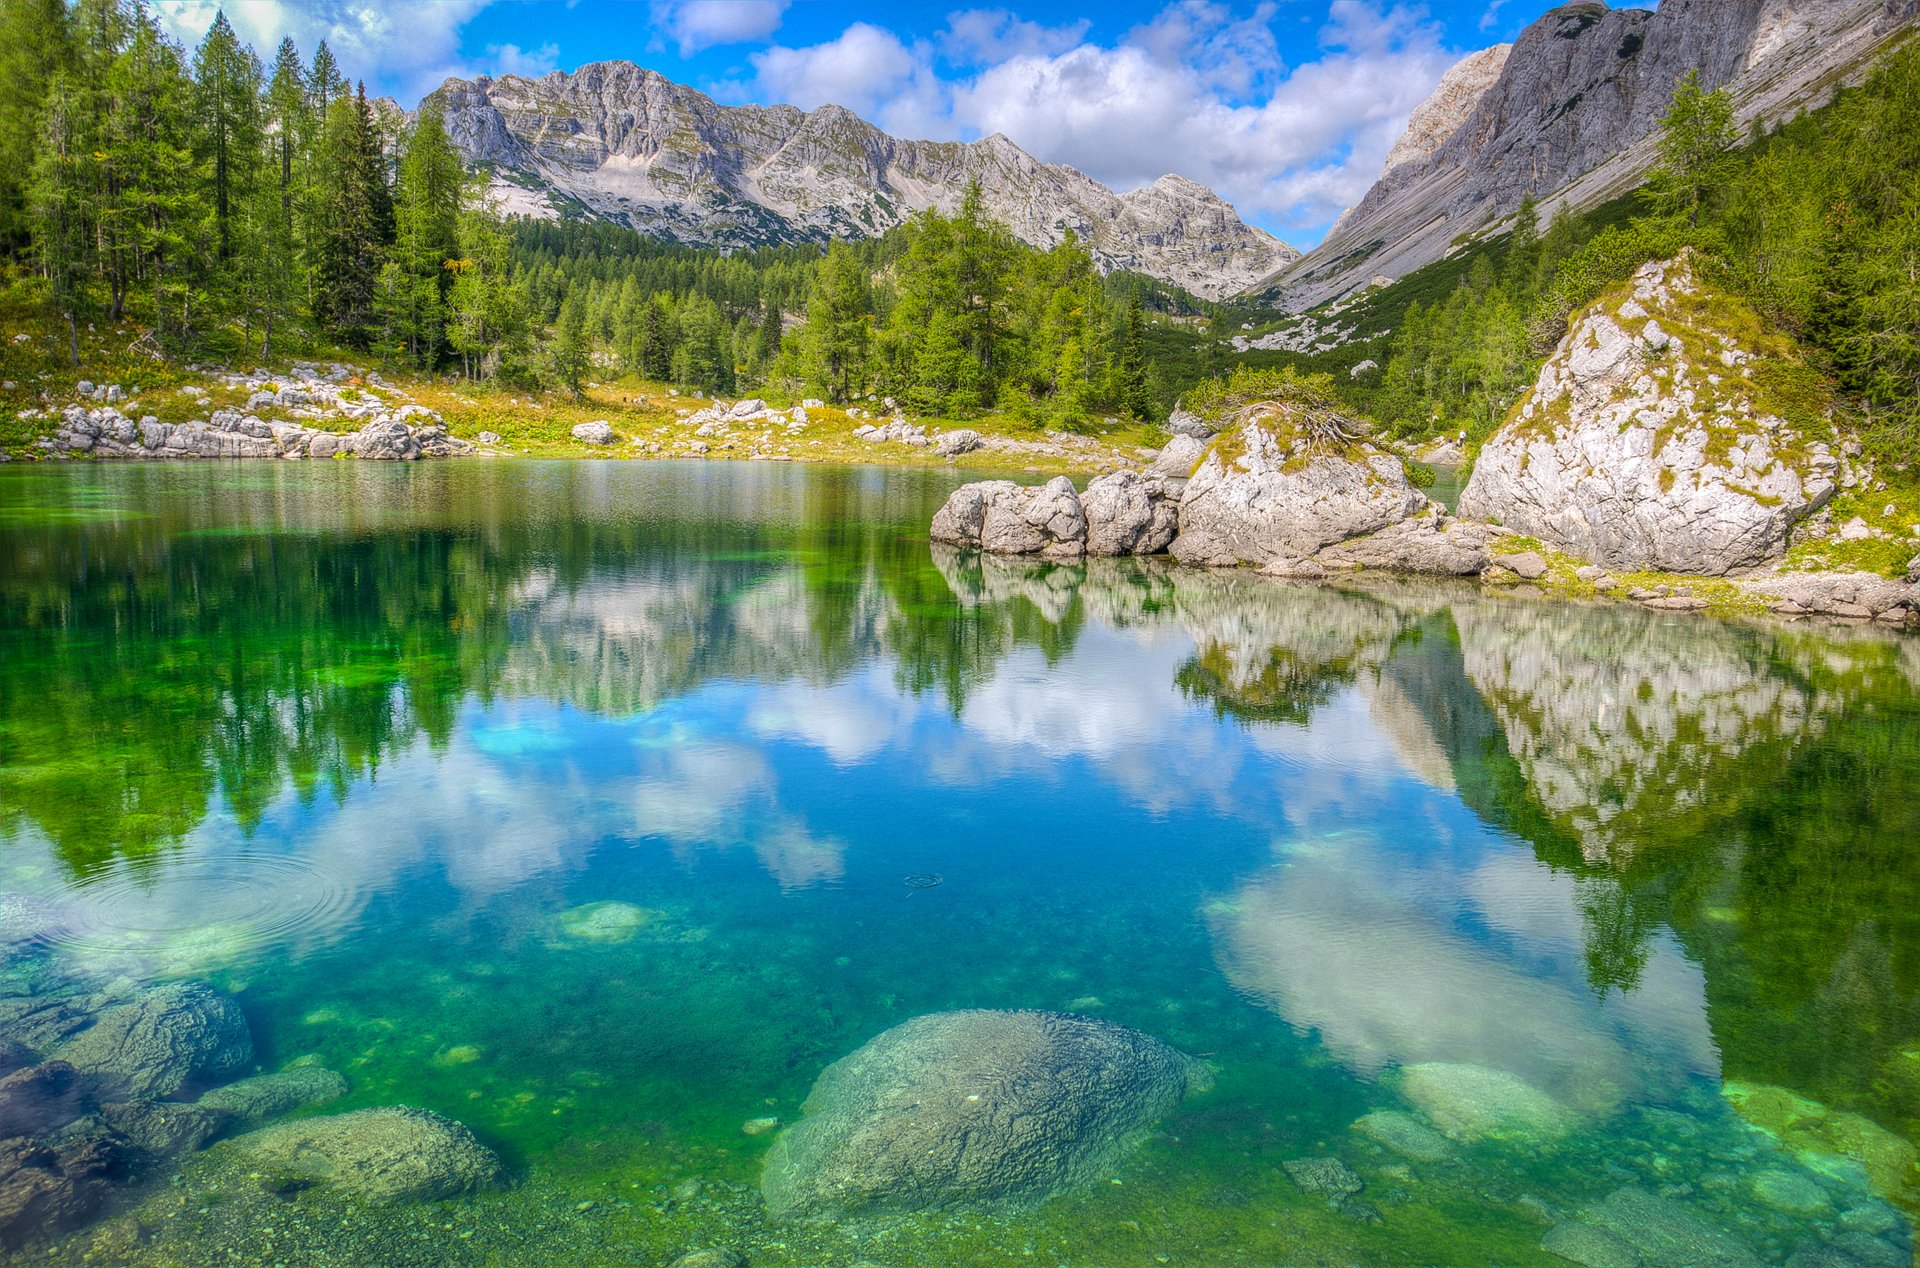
xmin=0 ymin=0 xmax=73 ymax=257
xmin=382 ymin=99 xmax=462 ymax=365
xmin=190 ymin=13 xmax=261 ymax=264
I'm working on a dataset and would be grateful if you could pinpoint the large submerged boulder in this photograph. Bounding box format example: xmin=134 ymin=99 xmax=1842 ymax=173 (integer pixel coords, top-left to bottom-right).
xmin=49 ymin=981 xmax=252 ymax=1101
xmin=1459 ymin=254 xmax=1839 ymax=574
xmin=761 ymin=1009 xmax=1204 ymax=1216
xmin=220 ymin=1106 xmax=502 ymax=1203
xmin=1169 ymin=396 xmax=1427 ymax=567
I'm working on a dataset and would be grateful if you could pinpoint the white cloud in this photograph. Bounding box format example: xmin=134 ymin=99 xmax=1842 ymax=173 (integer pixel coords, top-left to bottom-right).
xmin=486 ymin=41 xmax=561 ymax=78
xmin=939 ymin=9 xmax=1090 ymax=65
xmin=732 ymin=22 xmax=950 ymax=137
xmin=650 ymin=0 xmax=791 ymax=56
xmin=153 ymin=0 xmax=495 ymax=102
xmin=722 ymin=0 xmax=1459 ymax=240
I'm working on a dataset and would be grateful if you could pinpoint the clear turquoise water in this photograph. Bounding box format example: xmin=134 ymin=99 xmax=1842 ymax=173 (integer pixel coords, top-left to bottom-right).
xmin=2 ymin=460 xmax=1918 ymax=1266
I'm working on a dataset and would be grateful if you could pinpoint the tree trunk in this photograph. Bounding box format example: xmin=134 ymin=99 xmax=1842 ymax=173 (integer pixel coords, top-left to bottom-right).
xmin=262 ymin=312 xmax=272 ymax=364
xmin=65 ymin=312 xmax=77 ymax=367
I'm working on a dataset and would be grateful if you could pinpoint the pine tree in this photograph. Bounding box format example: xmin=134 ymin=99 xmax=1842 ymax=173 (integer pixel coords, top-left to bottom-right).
xmin=103 ymin=7 xmax=193 ymax=337
xmin=805 ymin=243 xmax=871 ymax=402
xmin=382 ymin=99 xmax=462 ymax=365
xmin=257 ymin=38 xmax=308 ymax=358
xmin=1652 ymin=69 xmax=1737 ymax=225
xmin=1116 ymin=291 xmax=1151 ymax=419
xmin=549 ymin=287 xmax=590 ymax=395
xmin=307 ymin=40 xmax=343 ymax=115
xmin=0 ymin=0 xmax=73 ymax=256
xmin=310 ymin=86 xmax=391 ymax=346
xmin=190 ymin=13 xmax=261 ymax=264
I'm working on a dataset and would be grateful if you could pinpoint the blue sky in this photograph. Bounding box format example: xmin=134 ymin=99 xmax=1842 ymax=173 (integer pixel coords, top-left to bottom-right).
xmin=152 ymin=1 xmax=1653 ymax=246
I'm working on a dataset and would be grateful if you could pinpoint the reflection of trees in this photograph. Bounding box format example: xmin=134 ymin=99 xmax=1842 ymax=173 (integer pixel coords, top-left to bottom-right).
xmin=1377 ymin=596 xmax=1920 ymax=1160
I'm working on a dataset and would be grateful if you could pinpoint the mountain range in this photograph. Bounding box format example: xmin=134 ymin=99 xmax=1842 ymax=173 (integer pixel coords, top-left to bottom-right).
xmin=425 ymin=0 xmax=1918 ymax=310
xmin=430 ymin=61 xmax=1297 ymax=300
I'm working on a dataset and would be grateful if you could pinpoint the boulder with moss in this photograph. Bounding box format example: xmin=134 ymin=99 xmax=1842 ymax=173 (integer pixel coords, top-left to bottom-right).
xmin=1458 ymin=254 xmax=1841 ymax=575
xmin=1169 ymin=370 xmax=1428 ymax=567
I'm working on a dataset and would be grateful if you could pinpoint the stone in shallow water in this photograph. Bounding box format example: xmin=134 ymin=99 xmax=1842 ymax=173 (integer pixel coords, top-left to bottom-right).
xmin=52 ymin=982 xmax=252 ymax=1100
xmin=1282 ymin=1156 xmax=1362 ymax=1199
xmin=760 ymin=1009 xmax=1201 ymax=1215
xmin=1351 ymin=1110 xmax=1450 ymax=1161
xmin=1396 ymin=1063 xmax=1576 ymax=1142
xmin=1581 ymin=1186 xmax=1761 ymax=1268
xmin=222 ymin=1106 xmax=502 ymax=1203
xmin=195 ymin=1067 xmax=347 ymax=1122
xmin=1750 ymin=1167 xmax=1832 ymax=1216
xmin=1541 ymin=1220 xmax=1640 ymax=1268
xmin=555 ymin=901 xmax=661 ymax=944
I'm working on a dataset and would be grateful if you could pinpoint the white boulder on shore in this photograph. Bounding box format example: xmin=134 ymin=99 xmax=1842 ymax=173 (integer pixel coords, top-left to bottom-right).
xmin=1459 ymin=254 xmax=1839 ymax=575
xmin=1169 ymin=400 xmax=1428 ymax=567
xmin=931 ymin=472 xmax=1182 ymax=560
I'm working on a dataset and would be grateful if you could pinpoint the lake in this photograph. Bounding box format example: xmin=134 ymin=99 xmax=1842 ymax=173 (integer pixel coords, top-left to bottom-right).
xmin=2 ymin=460 xmax=1917 ymax=1266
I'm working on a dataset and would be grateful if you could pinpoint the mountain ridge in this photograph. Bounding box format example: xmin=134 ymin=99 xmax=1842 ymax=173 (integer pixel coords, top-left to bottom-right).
xmin=428 ymin=59 xmax=1298 ymax=300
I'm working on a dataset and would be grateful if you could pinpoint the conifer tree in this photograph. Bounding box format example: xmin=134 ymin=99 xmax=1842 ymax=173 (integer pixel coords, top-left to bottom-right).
xmin=0 ymin=0 xmax=73 ymax=256
xmin=382 ymin=99 xmax=462 ymax=365
xmin=805 ymin=243 xmax=871 ymax=402
xmin=1116 ymin=292 xmax=1151 ymax=419
xmin=190 ymin=13 xmax=261 ymax=264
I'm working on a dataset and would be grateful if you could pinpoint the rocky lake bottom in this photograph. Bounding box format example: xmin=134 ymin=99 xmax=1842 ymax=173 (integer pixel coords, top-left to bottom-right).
xmin=1 ymin=460 xmax=1917 ymax=1266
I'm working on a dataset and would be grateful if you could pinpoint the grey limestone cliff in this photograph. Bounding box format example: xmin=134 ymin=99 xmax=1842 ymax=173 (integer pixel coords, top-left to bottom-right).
xmin=1263 ymin=0 xmax=1916 ymax=309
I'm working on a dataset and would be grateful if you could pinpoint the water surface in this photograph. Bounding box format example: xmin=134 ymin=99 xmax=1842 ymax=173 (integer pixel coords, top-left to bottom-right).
xmin=2 ymin=461 xmax=1917 ymax=1266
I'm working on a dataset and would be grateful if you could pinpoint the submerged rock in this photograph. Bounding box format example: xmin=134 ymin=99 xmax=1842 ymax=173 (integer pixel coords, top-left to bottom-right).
xmin=51 ymin=982 xmax=252 ymax=1101
xmin=553 ymin=901 xmax=662 ymax=944
xmin=1351 ymin=1109 xmax=1450 ymax=1162
xmin=1282 ymin=1156 xmax=1362 ymax=1199
xmin=0 ymin=1062 xmax=89 ymax=1139
xmin=221 ymin=1106 xmax=502 ymax=1203
xmin=196 ymin=1067 xmax=348 ymax=1122
xmin=98 ymin=1098 xmax=227 ymax=1156
xmin=1572 ymin=1185 xmax=1763 ymax=1268
xmin=1396 ymin=1062 xmax=1577 ymax=1142
xmin=761 ymin=1009 xmax=1203 ymax=1215
xmin=0 ymin=1132 xmax=125 ymax=1247
xmin=1169 ymin=399 xmax=1426 ymax=567
xmin=1459 ymin=254 xmax=1839 ymax=575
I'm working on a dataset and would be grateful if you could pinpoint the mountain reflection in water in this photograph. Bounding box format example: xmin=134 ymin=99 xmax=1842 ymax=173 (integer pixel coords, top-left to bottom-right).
xmin=2 ymin=461 xmax=1917 ymax=1266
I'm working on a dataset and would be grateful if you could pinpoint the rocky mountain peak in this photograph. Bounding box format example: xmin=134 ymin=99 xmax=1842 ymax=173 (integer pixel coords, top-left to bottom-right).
xmin=427 ymin=60 xmax=1294 ymax=299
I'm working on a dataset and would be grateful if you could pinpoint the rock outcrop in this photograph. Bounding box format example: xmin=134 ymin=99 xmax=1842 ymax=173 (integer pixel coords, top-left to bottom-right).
xmin=433 ymin=62 xmax=1296 ymax=299
xmin=220 ymin=1106 xmax=503 ymax=1203
xmin=1080 ymin=472 xmax=1182 ymax=557
xmin=48 ymin=982 xmax=252 ymax=1102
xmin=931 ymin=473 xmax=1183 ymax=560
xmin=760 ymin=1010 xmax=1203 ymax=1215
xmin=1460 ymin=255 xmax=1839 ymax=574
xmin=1264 ymin=0 xmax=1916 ymax=308
xmin=1170 ymin=402 xmax=1427 ymax=567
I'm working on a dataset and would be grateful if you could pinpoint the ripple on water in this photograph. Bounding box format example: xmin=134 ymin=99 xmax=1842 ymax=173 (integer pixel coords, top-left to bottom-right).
xmin=45 ymin=852 xmax=360 ymax=975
